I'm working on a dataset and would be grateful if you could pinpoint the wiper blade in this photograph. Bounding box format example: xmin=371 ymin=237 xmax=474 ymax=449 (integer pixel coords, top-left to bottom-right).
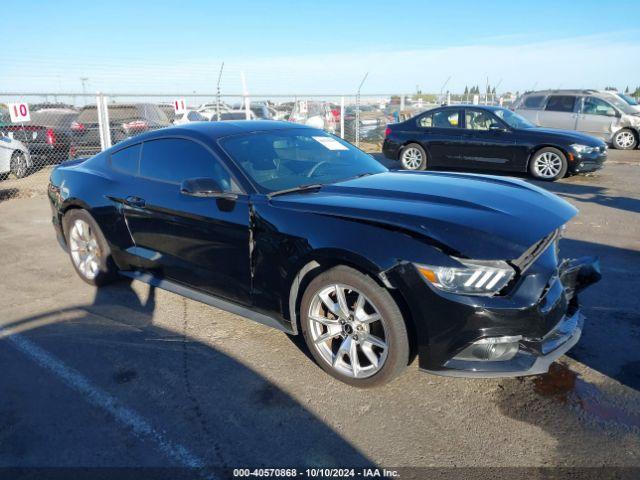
xmin=267 ymin=183 xmax=323 ymax=198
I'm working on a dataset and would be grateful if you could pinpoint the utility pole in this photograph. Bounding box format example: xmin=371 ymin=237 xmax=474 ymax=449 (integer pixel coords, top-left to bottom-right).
xmin=80 ymin=77 xmax=89 ymax=106
xmin=355 ymin=72 xmax=369 ymax=147
xmin=216 ymin=62 xmax=224 ymax=121
xmin=241 ymin=72 xmax=250 ymax=120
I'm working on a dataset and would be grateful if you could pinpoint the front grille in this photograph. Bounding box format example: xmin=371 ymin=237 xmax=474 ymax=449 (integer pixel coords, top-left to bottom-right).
xmin=511 ymin=229 xmax=558 ymax=273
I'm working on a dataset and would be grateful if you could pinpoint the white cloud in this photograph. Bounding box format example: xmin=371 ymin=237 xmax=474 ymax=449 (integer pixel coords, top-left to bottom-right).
xmin=1 ymin=33 xmax=638 ymax=95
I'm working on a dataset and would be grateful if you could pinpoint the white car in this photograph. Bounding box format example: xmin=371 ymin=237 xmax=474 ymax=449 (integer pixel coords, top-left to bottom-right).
xmin=173 ymin=110 xmax=207 ymax=125
xmin=0 ymin=134 xmax=32 ymax=179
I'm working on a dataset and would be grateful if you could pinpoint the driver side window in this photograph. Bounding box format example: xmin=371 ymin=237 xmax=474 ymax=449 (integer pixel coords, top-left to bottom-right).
xmin=465 ymin=110 xmax=498 ymax=131
xmin=582 ymin=97 xmax=616 ymax=117
xmin=140 ymin=138 xmax=237 ymax=192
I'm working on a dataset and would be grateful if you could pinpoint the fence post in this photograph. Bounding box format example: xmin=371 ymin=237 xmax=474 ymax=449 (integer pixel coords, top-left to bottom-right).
xmin=96 ymin=93 xmax=111 ymax=151
xmin=340 ymin=96 xmax=345 ymax=139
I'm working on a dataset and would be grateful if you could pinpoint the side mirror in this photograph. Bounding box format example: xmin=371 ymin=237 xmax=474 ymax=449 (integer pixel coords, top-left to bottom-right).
xmin=489 ymin=124 xmax=507 ymax=132
xmin=180 ymin=177 xmax=237 ymax=200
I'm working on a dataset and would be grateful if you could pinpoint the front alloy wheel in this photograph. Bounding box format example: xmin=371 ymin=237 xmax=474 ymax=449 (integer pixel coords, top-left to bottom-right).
xmin=11 ymin=151 xmax=28 ymax=179
xmin=529 ymin=147 xmax=568 ymax=181
xmin=613 ymin=129 xmax=638 ymax=150
xmin=301 ymin=266 xmax=409 ymax=387
xmin=308 ymin=284 xmax=388 ymax=379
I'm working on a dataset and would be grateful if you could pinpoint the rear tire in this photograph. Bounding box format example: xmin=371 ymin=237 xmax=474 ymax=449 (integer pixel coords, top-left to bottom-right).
xmin=300 ymin=266 xmax=409 ymax=388
xmin=612 ymin=129 xmax=638 ymax=150
xmin=10 ymin=151 xmax=28 ymax=179
xmin=399 ymin=143 xmax=427 ymax=170
xmin=63 ymin=209 xmax=118 ymax=286
xmin=529 ymin=147 xmax=568 ymax=181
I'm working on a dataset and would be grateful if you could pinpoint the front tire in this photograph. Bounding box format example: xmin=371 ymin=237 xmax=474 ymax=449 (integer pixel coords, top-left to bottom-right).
xmin=63 ymin=209 xmax=118 ymax=286
xmin=300 ymin=266 xmax=409 ymax=388
xmin=612 ymin=129 xmax=638 ymax=150
xmin=399 ymin=143 xmax=427 ymax=170
xmin=10 ymin=151 xmax=28 ymax=179
xmin=529 ymin=147 xmax=568 ymax=181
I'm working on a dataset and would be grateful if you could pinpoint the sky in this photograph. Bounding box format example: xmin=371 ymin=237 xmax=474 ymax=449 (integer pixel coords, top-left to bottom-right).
xmin=2 ymin=0 xmax=639 ymax=96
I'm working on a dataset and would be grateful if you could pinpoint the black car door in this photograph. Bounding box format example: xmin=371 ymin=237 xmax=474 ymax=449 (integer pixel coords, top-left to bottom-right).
xmin=458 ymin=109 xmax=517 ymax=171
xmin=414 ymin=109 xmax=464 ymax=166
xmin=121 ymin=137 xmax=251 ymax=305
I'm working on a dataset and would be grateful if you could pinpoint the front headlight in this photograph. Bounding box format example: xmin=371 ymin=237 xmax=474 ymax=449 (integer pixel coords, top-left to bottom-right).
xmin=570 ymin=143 xmax=596 ymax=154
xmin=415 ymin=259 xmax=515 ymax=296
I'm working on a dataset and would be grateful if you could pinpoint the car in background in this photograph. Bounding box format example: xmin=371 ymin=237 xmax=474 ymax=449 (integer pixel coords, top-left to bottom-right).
xmin=173 ymin=110 xmax=207 ymax=125
xmin=158 ymin=104 xmax=177 ymax=124
xmin=607 ymin=91 xmax=640 ymax=114
xmin=0 ymin=133 xmax=32 ymax=179
xmin=383 ymin=105 xmax=607 ymax=181
xmin=513 ymin=90 xmax=640 ymax=150
xmin=0 ymin=108 xmax=76 ymax=165
xmin=69 ymin=103 xmax=170 ymax=158
xmin=48 ymin=121 xmax=600 ymax=387
xmin=230 ymin=103 xmax=276 ymax=120
xmin=214 ymin=110 xmax=257 ymax=121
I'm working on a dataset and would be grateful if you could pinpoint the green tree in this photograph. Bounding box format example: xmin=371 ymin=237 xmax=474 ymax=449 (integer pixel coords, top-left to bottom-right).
xmin=625 ymin=86 xmax=630 ymax=93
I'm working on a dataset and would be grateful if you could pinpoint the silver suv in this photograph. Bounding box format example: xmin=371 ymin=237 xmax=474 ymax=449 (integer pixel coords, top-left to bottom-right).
xmin=513 ymin=89 xmax=640 ymax=150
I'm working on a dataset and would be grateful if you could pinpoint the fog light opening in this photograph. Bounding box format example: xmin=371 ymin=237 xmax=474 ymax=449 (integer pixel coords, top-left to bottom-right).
xmin=455 ymin=336 xmax=521 ymax=362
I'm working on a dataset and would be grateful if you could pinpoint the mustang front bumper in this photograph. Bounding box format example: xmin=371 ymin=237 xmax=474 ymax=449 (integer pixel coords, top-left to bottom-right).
xmin=388 ymin=252 xmax=601 ymax=379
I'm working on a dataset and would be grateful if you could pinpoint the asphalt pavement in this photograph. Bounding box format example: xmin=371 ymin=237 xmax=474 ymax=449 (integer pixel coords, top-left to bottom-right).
xmin=0 ymin=149 xmax=639 ymax=476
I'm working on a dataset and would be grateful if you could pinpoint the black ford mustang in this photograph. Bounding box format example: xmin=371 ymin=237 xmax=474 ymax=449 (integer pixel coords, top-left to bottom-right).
xmin=383 ymin=105 xmax=607 ymax=181
xmin=48 ymin=121 xmax=600 ymax=387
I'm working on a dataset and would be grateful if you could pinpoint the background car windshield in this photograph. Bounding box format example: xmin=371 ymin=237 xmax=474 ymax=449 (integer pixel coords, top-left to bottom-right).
xmin=618 ymin=93 xmax=638 ymax=106
xmin=220 ymin=129 xmax=387 ymax=192
xmin=494 ymin=108 xmax=535 ymax=129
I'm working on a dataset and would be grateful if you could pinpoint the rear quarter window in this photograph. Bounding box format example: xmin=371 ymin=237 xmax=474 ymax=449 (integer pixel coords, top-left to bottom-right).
xmin=110 ymin=144 xmax=141 ymax=175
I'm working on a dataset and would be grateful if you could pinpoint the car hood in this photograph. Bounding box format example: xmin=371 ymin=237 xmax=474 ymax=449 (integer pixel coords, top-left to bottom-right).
xmin=271 ymin=171 xmax=577 ymax=260
xmin=521 ymin=127 xmax=605 ymax=145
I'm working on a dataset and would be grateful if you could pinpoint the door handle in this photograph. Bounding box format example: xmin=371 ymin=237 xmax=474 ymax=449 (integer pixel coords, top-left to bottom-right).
xmin=125 ymin=196 xmax=146 ymax=208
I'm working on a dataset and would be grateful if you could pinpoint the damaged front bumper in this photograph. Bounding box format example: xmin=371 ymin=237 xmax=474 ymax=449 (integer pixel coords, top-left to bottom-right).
xmin=389 ymin=252 xmax=601 ymax=379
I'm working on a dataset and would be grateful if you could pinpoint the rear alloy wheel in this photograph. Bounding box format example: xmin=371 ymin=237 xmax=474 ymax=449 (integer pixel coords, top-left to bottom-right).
xmin=63 ymin=209 xmax=118 ymax=286
xmin=300 ymin=266 xmax=409 ymax=387
xmin=613 ymin=129 xmax=638 ymax=150
xmin=10 ymin=151 xmax=28 ymax=179
xmin=529 ymin=147 xmax=568 ymax=181
xmin=400 ymin=143 xmax=427 ymax=170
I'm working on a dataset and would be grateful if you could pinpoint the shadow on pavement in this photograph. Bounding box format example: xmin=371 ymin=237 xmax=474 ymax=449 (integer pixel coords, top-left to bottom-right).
xmin=0 ymin=279 xmax=374 ymax=471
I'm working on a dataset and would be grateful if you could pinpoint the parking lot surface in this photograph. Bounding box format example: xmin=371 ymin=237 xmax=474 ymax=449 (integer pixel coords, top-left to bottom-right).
xmin=0 ymin=150 xmax=639 ymax=472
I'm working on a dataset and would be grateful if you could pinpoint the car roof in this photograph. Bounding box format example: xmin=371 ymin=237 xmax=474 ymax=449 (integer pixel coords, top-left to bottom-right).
xmin=111 ymin=120 xmax=310 ymax=151
xmin=521 ymin=89 xmax=603 ymax=96
xmin=436 ymin=104 xmax=505 ymax=111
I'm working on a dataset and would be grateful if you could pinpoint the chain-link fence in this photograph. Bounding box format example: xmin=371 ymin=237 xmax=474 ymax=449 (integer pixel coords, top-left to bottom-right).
xmin=0 ymin=92 xmax=442 ymax=200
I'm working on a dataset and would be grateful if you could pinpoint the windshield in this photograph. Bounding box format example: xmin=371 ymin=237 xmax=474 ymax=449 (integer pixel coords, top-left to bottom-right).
xmin=493 ymin=108 xmax=536 ymax=129
xmin=219 ymin=128 xmax=387 ymax=193
xmin=618 ymin=93 xmax=638 ymax=106
xmin=602 ymin=94 xmax=635 ymax=114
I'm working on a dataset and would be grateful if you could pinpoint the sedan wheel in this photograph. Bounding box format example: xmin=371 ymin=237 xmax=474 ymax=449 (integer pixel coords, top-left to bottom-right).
xmin=613 ymin=129 xmax=638 ymax=150
xmin=10 ymin=152 xmax=28 ymax=179
xmin=300 ymin=266 xmax=409 ymax=387
xmin=530 ymin=148 xmax=567 ymax=181
xmin=400 ymin=144 xmax=426 ymax=170
xmin=308 ymin=284 xmax=388 ymax=379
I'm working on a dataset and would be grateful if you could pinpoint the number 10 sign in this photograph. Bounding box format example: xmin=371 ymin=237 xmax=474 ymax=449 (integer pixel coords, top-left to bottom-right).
xmin=173 ymin=99 xmax=187 ymax=114
xmin=8 ymin=103 xmax=31 ymax=123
